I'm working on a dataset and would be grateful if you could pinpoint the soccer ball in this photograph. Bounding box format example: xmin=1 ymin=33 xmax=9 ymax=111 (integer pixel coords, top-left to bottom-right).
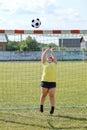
xmin=31 ymin=18 xmax=41 ymax=28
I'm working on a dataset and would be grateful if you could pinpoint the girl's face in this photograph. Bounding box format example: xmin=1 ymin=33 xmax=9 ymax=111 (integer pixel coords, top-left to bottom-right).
xmin=47 ymin=57 xmax=53 ymax=63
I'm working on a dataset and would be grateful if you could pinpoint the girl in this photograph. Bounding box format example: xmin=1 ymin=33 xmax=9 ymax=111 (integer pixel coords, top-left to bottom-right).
xmin=40 ymin=47 xmax=57 ymax=114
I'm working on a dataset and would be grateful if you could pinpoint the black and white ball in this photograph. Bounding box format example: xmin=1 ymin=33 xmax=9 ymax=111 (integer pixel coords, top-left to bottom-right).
xmin=31 ymin=18 xmax=41 ymax=28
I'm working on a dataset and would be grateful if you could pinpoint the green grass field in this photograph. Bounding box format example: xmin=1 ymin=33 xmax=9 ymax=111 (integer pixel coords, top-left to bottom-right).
xmin=0 ymin=61 xmax=87 ymax=130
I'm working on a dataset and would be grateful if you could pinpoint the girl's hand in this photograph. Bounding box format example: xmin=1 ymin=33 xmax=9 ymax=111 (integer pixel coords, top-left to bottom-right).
xmin=50 ymin=48 xmax=53 ymax=52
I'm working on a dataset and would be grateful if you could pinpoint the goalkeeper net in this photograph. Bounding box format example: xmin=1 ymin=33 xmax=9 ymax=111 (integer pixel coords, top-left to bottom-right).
xmin=0 ymin=30 xmax=87 ymax=110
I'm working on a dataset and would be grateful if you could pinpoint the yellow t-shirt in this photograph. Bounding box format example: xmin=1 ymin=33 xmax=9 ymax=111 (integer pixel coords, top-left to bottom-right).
xmin=41 ymin=62 xmax=57 ymax=82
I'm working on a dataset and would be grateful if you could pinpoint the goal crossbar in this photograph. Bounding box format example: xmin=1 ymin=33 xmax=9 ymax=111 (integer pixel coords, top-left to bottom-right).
xmin=0 ymin=29 xmax=87 ymax=35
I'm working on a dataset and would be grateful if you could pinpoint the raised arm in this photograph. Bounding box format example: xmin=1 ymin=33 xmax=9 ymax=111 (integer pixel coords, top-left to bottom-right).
xmin=50 ymin=48 xmax=57 ymax=64
xmin=41 ymin=48 xmax=50 ymax=63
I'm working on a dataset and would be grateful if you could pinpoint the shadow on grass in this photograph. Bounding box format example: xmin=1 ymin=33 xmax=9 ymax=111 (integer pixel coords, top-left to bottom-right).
xmin=0 ymin=118 xmax=50 ymax=129
xmin=48 ymin=115 xmax=87 ymax=130
xmin=55 ymin=114 xmax=87 ymax=121
xmin=0 ymin=117 xmax=87 ymax=130
xmin=48 ymin=121 xmax=87 ymax=130
xmin=0 ymin=114 xmax=87 ymax=130
xmin=47 ymin=114 xmax=87 ymax=129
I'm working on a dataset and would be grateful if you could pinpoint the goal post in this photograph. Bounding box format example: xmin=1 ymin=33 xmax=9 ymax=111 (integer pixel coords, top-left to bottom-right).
xmin=0 ymin=29 xmax=87 ymax=110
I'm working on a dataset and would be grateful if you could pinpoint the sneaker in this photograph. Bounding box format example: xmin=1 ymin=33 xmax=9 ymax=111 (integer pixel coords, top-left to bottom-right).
xmin=40 ymin=105 xmax=43 ymax=112
xmin=50 ymin=106 xmax=54 ymax=114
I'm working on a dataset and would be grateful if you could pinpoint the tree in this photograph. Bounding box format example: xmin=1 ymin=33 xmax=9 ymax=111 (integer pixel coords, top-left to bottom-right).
xmin=6 ymin=41 xmax=19 ymax=51
xmin=6 ymin=36 xmax=58 ymax=51
xmin=47 ymin=43 xmax=58 ymax=48
xmin=20 ymin=41 xmax=28 ymax=52
xmin=23 ymin=36 xmax=40 ymax=51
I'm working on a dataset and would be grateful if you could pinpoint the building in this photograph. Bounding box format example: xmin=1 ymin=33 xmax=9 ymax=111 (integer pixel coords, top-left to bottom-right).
xmin=80 ymin=36 xmax=87 ymax=50
xmin=59 ymin=38 xmax=81 ymax=51
xmin=0 ymin=34 xmax=8 ymax=51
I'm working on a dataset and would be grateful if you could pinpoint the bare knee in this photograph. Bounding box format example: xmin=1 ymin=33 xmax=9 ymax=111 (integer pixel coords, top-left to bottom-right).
xmin=49 ymin=88 xmax=55 ymax=98
xmin=41 ymin=93 xmax=47 ymax=98
xmin=49 ymin=93 xmax=54 ymax=98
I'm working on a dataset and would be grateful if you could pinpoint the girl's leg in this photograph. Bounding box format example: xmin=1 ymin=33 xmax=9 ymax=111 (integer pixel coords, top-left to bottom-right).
xmin=40 ymin=87 xmax=48 ymax=112
xmin=49 ymin=88 xmax=56 ymax=114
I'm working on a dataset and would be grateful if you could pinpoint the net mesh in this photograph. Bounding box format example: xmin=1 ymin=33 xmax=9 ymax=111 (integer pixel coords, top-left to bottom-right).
xmin=0 ymin=32 xmax=87 ymax=110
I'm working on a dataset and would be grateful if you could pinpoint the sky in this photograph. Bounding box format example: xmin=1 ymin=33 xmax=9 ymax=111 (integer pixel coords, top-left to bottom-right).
xmin=0 ymin=0 xmax=87 ymax=30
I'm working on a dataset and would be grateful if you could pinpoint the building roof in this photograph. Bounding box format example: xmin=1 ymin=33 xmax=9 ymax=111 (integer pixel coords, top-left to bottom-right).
xmin=80 ymin=36 xmax=87 ymax=42
xmin=0 ymin=34 xmax=8 ymax=42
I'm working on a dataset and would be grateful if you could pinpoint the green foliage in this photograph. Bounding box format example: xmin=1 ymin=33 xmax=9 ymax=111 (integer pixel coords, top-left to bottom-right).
xmin=82 ymin=48 xmax=87 ymax=52
xmin=42 ymin=43 xmax=58 ymax=51
xmin=47 ymin=43 xmax=58 ymax=48
xmin=6 ymin=36 xmax=59 ymax=51
xmin=25 ymin=36 xmax=40 ymax=51
xmin=20 ymin=41 xmax=28 ymax=52
xmin=6 ymin=36 xmax=41 ymax=51
xmin=6 ymin=41 xmax=20 ymax=51
xmin=60 ymin=46 xmax=67 ymax=51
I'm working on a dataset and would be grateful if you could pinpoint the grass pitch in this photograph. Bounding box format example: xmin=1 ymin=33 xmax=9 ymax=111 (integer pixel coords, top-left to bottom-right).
xmin=0 ymin=61 xmax=87 ymax=130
